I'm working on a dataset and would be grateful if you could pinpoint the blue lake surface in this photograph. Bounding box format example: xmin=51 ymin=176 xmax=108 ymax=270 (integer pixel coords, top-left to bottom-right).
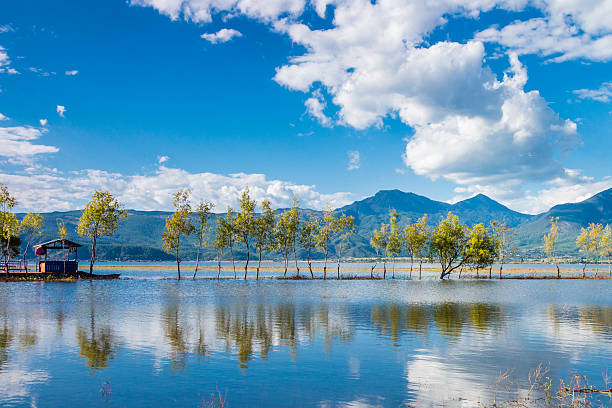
xmin=0 ymin=270 xmax=611 ymax=407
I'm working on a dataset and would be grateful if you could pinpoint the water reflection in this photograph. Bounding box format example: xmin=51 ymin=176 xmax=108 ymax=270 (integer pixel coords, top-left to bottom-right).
xmin=0 ymin=280 xmax=610 ymax=407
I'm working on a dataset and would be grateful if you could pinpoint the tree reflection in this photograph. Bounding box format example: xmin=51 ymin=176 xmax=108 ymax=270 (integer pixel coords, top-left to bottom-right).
xmin=163 ymin=301 xmax=188 ymax=370
xmin=76 ymin=325 xmax=115 ymax=369
xmin=0 ymin=320 xmax=12 ymax=371
xmin=548 ymin=305 xmax=612 ymax=337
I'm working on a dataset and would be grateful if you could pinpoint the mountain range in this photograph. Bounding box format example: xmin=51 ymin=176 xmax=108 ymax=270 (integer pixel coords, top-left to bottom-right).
xmin=15 ymin=187 xmax=612 ymax=261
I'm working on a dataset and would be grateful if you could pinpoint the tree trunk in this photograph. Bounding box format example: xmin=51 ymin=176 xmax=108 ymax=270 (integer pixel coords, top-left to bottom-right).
xmin=294 ymin=247 xmax=300 ymax=277
xmin=89 ymin=234 xmax=97 ymax=277
xmin=556 ymin=264 xmax=560 ymax=279
xmin=383 ymin=260 xmax=386 ymax=280
xmin=370 ymin=260 xmax=377 ymax=279
xmin=337 ymin=257 xmax=341 ymax=280
xmin=323 ymin=249 xmax=328 ymax=280
xmin=257 ymin=247 xmax=262 ymax=281
xmin=489 ymin=266 xmax=492 ymax=279
xmin=419 ymin=262 xmax=422 ymax=280
xmin=217 ymin=249 xmax=222 ymax=280
xmin=499 ymin=263 xmax=503 ymax=279
xmin=230 ymin=245 xmax=236 ymax=279
xmin=476 ymin=267 xmax=479 ymax=279
xmin=5 ymin=237 xmax=10 ymax=276
xmin=284 ymin=251 xmax=288 ymax=278
xmin=176 ymin=248 xmax=181 ymax=280
xmin=308 ymin=248 xmax=313 ymax=279
xmin=193 ymin=241 xmax=201 ymax=280
xmin=23 ymin=236 xmax=31 ymax=276
xmin=582 ymin=262 xmax=586 ymax=278
xmin=244 ymin=240 xmax=249 ymax=280
xmin=392 ymin=257 xmax=395 ymax=279
xmin=410 ymin=255 xmax=413 ymax=279
xmin=459 ymin=265 xmax=463 ymax=279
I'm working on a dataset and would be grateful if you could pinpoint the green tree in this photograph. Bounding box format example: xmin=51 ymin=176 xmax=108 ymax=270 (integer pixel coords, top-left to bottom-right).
xmin=404 ymin=214 xmax=429 ymax=280
xmin=77 ymin=191 xmax=127 ymax=276
xmin=192 ymin=200 xmax=214 ymax=279
xmin=213 ymin=216 xmax=231 ymax=279
xmin=430 ymin=212 xmax=469 ymax=280
xmin=253 ymin=199 xmax=275 ymax=280
xmin=490 ymin=220 xmax=515 ymax=279
xmin=333 ymin=213 xmax=356 ymax=279
xmin=162 ymin=189 xmax=194 ymax=280
xmin=386 ymin=210 xmax=402 ymax=279
xmin=603 ymin=224 xmax=611 ymax=277
xmin=20 ymin=213 xmax=43 ymax=274
xmin=0 ymin=184 xmax=18 ymax=274
xmin=223 ymin=207 xmax=238 ymax=279
xmin=544 ymin=217 xmax=560 ymax=278
xmin=370 ymin=222 xmax=389 ymax=279
xmin=300 ymin=215 xmax=319 ymax=279
xmin=315 ymin=207 xmax=336 ymax=280
xmin=234 ymin=188 xmax=256 ymax=280
xmin=287 ymin=197 xmax=301 ymax=276
xmin=465 ymin=223 xmax=497 ymax=279
xmin=274 ymin=209 xmax=293 ymax=277
xmin=576 ymin=223 xmax=605 ymax=277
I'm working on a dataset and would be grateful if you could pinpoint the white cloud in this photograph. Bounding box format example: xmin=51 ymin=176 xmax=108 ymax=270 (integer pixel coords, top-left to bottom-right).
xmin=0 ymin=45 xmax=18 ymax=74
xmin=0 ymin=164 xmax=353 ymax=212
xmin=476 ymin=1 xmax=612 ymax=63
xmin=64 ymin=70 xmax=79 ymax=76
xmin=347 ymin=150 xmax=360 ymax=171
xmin=0 ymin=25 xmax=13 ymax=34
xmin=56 ymin=105 xmax=66 ymax=117
xmin=201 ymin=28 xmax=242 ymax=44
xmin=0 ymin=126 xmax=59 ymax=160
xmin=0 ymin=113 xmax=8 ymax=121
xmin=304 ymin=89 xmax=331 ymax=126
xmin=158 ymin=155 xmax=169 ymax=164
xmin=39 ymin=118 xmax=47 ymax=127
xmin=573 ymin=81 xmax=612 ymax=103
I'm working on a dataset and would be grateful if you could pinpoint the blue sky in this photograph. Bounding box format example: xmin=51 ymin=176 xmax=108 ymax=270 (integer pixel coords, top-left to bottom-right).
xmin=0 ymin=0 xmax=611 ymax=214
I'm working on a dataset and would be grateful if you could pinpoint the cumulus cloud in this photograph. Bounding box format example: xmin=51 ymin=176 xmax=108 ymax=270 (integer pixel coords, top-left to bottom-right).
xmin=476 ymin=1 xmax=612 ymax=63
xmin=158 ymin=155 xmax=169 ymax=164
xmin=0 ymin=164 xmax=353 ymax=212
xmin=0 ymin=126 xmax=59 ymax=160
xmin=573 ymin=81 xmax=612 ymax=103
xmin=39 ymin=119 xmax=47 ymax=127
xmin=56 ymin=105 xmax=66 ymax=117
xmin=0 ymin=113 xmax=8 ymax=121
xmin=347 ymin=150 xmax=360 ymax=171
xmin=65 ymin=70 xmax=79 ymax=76
xmin=201 ymin=28 xmax=242 ymax=44
xmin=304 ymin=89 xmax=331 ymax=126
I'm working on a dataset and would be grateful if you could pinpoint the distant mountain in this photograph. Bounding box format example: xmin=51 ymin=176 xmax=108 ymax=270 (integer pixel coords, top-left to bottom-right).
xmin=15 ymin=188 xmax=612 ymax=261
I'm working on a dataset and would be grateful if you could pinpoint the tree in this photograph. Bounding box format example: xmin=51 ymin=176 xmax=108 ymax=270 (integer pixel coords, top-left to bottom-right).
xmin=544 ymin=217 xmax=560 ymax=279
xmin=20 ymin=213 xmax=43 ymax=274
xmin=223 ymin=208 xmax=238 ymax=279
xmin=254 ymin=199 xmax=275 ymax=280
xmin=193 ymin=200 xmax=214 ymax=279
xmin=603 ymin=225 xmax=611 ymax=277
xmin=274 ymin=209 xmax=293 ymax=278
xmin=162 ymin=189 xmax=194 ymax=280
xmin=465 ymin=223 xmax=497 ymax=279
xmin=404 ymin=214 xmax=429 ymax=280
xmin=0 ymin=184 xmax=18 ymax=274
xmin=300 ymin=215 xmax=319 ymax=279
xmin=77 ymin=191 xmax=127 ymax=276
xmin=386 ymin=210 xmax=402 ymax=279
xmin=234 ymin=188 xmax=256 ymax=280
xmin=315 ymin=207 xmax=336 ymax=280
xmin=576 ymin=223 xmax=605 ymax=277
xmin=333 ymin=213 xmax=356 ymax=279
xmin=430 ymin=212 xmax=469 ymax=280
xmin=287 ymin=197 xmax=301 ymax=276
xmin=370 ymin=222 xmax=389 ymax=279
xmin=490 ymin=220 xmax=515 ymax=279
xmin=213 ymin=217 xmax=231 ymax=279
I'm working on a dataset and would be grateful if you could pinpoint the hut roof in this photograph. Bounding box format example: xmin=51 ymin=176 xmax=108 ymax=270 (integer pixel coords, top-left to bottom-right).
xmin=34 ymin=239 xmax=83 ymax=249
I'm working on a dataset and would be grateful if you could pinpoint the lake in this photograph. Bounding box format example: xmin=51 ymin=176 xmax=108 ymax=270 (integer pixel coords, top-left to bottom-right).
xmin=1 ymin=266 xmax=611 ymax=407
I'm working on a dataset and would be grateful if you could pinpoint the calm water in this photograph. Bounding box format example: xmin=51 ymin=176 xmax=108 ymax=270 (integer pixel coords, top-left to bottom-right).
xmin=1 ymin=269 xmax=611 ymax=407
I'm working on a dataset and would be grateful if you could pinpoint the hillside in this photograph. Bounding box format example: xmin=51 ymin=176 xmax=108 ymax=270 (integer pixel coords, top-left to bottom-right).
xmin=14 ymin=188 xmax=612 ymax=261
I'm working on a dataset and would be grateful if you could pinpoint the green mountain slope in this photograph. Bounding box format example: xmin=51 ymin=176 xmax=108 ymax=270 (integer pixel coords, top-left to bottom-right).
xmin=14 ymin=188 xmax=612 ymax=261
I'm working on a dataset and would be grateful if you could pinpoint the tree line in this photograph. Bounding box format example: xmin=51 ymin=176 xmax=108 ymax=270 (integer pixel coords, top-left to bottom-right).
xmin=161 ymin=188 xmax=356 ymax=280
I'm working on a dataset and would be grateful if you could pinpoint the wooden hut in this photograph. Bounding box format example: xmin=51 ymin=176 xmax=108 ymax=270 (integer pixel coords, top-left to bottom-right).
xmin=34 ymin=239 xmax=82 ymax=274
